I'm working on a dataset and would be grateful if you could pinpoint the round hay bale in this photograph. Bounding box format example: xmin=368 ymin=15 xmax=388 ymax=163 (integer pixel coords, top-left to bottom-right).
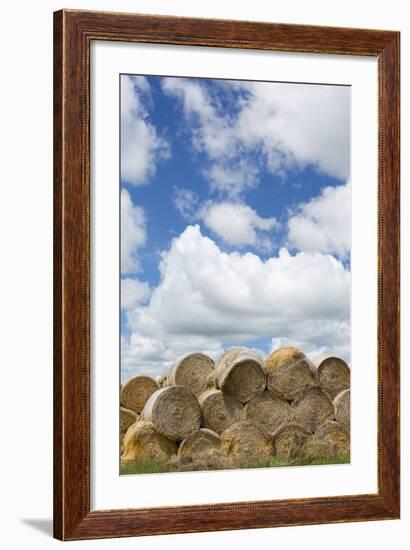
xmin=333 ymin=388 xmax=350 ymax=430
xmin=216 ymin=348 xmax=245 ymax=370
xmin=315 ymin=356 xmax=350 ymax=399
xmin=244 ymin=391 xmax=293 ymax=435
xmin=273 ymin=422 xmax=310 ymax=459
xmin=140 ymin=385 xmax=201 ymax=441
xmin=220 ymin=421 xmax=273 ymax=459
xmin=315 ymin=420 xmax=350 ymax=452
xmin=199 ymin=389 xmax=243 ymax=434
xmin=120 ymin=407 xmax=138 ymax=440
xmin=121 ymin=375 xmax=160 ymax=414
xmin=205 ymin=370 xmax=217 ymax=389
xmin=215 ymin=349 xmax=266 ymax=403
xmin=167 ymin=448 xmax=228 ymax=472
xmin=302 ymin=420 xmax=350 ymax=459
xmin=178 ymin=428 xmax=221 ymax=459
xmin=166 ymin=352 xmax=215 ymax=397
xmin=120 ymin=407 xmax=138 ymax=454
xmin=121 ymin=421 xmax=177 ymax=462
xmin=265 ymin=347 xmax=318 ymax=401
xmin=292 ymin=387 xmax=334 ymax=433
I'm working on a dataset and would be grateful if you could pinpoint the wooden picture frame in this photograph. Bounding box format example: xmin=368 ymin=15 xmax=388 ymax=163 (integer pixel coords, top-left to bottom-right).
xmin=54 ymin=9 xmax=400 ymax=541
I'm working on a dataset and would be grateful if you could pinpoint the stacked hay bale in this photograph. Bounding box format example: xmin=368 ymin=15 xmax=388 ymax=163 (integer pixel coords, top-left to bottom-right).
xmin=122 ymin=421 xmax=177 ymax=462
xmin=244 ymin=392 xmax=292 ymax=435
xmin=291 ymin=387 xmax=334 ymax=433
xmin=199 ymin=389 xmax=243 ymax=434
xmin=315 ymin=356 xmax=350 ymax=399
xmin=334 ymin=388 xmax=350 ymax=430
xmin=220 ymin=421 xmax=273 ymax=460
xmin=121 ymin=375 xmax=159 ymax=414
xmin=121 ymin=347 xmax=351 ymax=471
xmin=273 ymin=422 xmax=311 ymax=459
xmin=166 ymin=352 xmax=215 ymax=397
xmin=215 ymin=348 xmax=266 ymax=403
xmin=120 ymin=407 xmax=138 ymax=453
xmin=140 ymin=385 xmax=202 ymax=441
xmin=265 ymin=347 xmax=318 ymax=401
xmin=301 ymin=420 xmax=350 ymax=460
xmin=178 ymin=428 xmax=221 ymax=459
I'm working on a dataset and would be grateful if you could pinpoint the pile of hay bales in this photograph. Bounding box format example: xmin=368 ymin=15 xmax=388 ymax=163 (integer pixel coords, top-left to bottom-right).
xmin=121 ymin=347 xmax=351 ymax=471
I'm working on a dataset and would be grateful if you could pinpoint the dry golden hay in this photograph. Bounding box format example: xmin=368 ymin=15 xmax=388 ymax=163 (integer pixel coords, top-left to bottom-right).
xmin=315 ymin=420 xmax=350 ymax=452
xmin=215 ymin=348 xmax=266 ymax=403
xmin=273 ymin=422 xmax=310 ymax=459
xmin=156 ymin=372 xmax=168 ymax=388
xmin=205 ymin=370 xmax=217 ymax=389
xmin=220 ymin=421 xmax=273 ymax=459
xmin=166 ymin=352 xmax=215 ymax=397
xmin=121 ymin=375 xmax=160 ymax=414
xmin=121 ymin=420 xmax=177 ymax=462
xmin=302 ymin=420 xmax=350 ymax=459
xmin=178 ymin=428 xmax=221 ymax=459
xmin=333 ymin=388 xmax=350 ymax=430
xmin=244 ymin=391 xmax=293 ymax=435
xmin=120 ymin=407 xmax=138 ymax=440
xmin=140 ymin=385 xmax=201 ymax=441
xmin=216 ymin=348 xmax=245 ymax=370
xmin=315 ymin=356 xmax=350 ymax=400
xmin=199 ymin=389 xmax=243 ymax=435
xmin=291 ymin=387 xmax=334 ymax=433
xmin=167 ymin=448 xmax=228 ymax=472
xmin=120 ymin=407 xmax=138 ymax=454
xmin=265 ymin=347 xmax=318 ymax=401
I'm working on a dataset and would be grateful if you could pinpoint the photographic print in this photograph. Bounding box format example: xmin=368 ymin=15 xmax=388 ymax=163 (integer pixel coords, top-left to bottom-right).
xmin=54 ymin=11 xmax=400 ymax=538
xmin=120 ymin=73 xmax=351 ymax=475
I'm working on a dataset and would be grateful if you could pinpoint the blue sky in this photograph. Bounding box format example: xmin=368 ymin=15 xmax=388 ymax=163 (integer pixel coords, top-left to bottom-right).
xmin=120 ymin=74 xmax=351 ymax=381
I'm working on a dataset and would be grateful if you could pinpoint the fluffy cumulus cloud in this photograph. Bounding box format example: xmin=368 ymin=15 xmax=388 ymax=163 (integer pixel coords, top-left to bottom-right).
xmin=162 ymin=77 xmax=258 ymax=196
xmin=233 ymin=81 xmax=350 ymax=181
xmin=122 ymin=225 xmax=350 ymax=378
xmin=121 ymin=278 xmax=151 ymax=310
xmin=270 ymin=318 xmax=351 ymax=364
xmin=121 ymin=333 xmax=224 ymax=381
xmin=162 ymin=77 xmax=350 ymax=197
xmin=201 ymin=201 xmax=278 ymax=250
xmin=287 ymin=181 xmax=351 ymax=259
xmin=121 ymin=189 xmax=146 ymax=274
xmin=120 ymin=77 xmax=352 ymax=380
xmin=121 ymin=75 xmax=170 ymax=185
xmin=161 ymin=77 xmax=233 ymax=160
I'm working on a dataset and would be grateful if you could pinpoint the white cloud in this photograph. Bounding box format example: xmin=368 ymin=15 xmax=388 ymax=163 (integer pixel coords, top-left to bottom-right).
xmin=121 ymin=189 xmax=146 ymax=274
xmin=287 ymin=181 xmax=351 ymax=259
xmin=121 ymin=333 xmax=225 ymax=381
xmin=161 ymin=77 xmax=350 ymax=197
xmin=161 ymin=77 xmax=234 ymax=160
xmin=204 ymin=160 xmax=259 ymax=196
xmin=162 ymin=78 xmax=255 ymax=197
xmin=201 ymin=201 xmax=278 ymax=249
xmin=123 ymin=225 xmax=350 ymax=378
xmin=234 ymin=81 xmax=350 ymax=181
xmin=121 ymin=278 xmax=151 ymax=310
xmin=121 ymin=75 xmax=170 ymax=185
xmin=173 ymin=187 xmax=199 ymax=219
xmin=270 ymin=317 xmax=351 ymax=363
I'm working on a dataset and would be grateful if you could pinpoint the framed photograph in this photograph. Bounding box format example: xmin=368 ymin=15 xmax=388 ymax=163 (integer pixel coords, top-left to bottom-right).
xmin=54 ymin=9 xmax=400 ymax=540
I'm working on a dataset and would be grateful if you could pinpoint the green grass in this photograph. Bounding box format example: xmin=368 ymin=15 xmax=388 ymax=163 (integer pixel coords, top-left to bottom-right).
xmin=251 ymin=452 xmax=350 ymax=468
xmin=120 ymin=453 xmax=350 ymax=475
xmin=120 ymin=459 xmax=169 ymax=475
